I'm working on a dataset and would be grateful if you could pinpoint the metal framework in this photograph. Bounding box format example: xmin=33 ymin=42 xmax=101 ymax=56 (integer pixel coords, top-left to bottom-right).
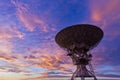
xmin=67 ymin=48 xmax=97 ymax=80
xmin=55 ymin=24 xmax=104 ymax=80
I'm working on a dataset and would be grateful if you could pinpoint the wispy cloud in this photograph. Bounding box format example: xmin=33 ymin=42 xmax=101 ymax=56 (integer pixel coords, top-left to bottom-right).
xmin=0 ymin=25 xmax=24 ymax=39
xmin=24 ymin=51 xmax=72 ymax=71
xmin=23 ymin=71 xmax=71 ymax=80
xmin=0 ymin=25 xmax=24 ymax=56
xmin=11 ymin=0 xmax=48 ymax=32
xmin=97 ymin=66 xmax=120 ymax=77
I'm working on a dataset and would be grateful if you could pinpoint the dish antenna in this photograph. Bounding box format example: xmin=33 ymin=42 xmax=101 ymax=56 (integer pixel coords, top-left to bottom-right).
xmin=55 ymin=24 xmax=104 ymax=80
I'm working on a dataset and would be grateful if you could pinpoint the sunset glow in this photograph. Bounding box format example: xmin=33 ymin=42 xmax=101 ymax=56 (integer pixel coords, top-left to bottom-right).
xmin=0 ymin=0 xmax=120 ymax=80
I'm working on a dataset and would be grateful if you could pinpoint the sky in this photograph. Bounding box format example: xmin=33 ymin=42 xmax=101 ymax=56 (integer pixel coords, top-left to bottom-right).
xmin=0 ymin=0 xmax=120 ymax=80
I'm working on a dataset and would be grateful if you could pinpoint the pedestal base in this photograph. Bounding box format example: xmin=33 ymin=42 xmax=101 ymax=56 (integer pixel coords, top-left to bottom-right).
xmin=71 ymin=65 xmax=97 ymax=80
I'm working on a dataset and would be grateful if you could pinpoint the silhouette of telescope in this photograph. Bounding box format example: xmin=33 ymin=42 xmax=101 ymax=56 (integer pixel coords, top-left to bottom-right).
xmin=55 ymin=24 xmax=104 ymax=80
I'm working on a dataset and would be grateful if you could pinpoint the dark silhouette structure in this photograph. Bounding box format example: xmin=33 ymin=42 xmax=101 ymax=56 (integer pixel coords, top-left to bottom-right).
xmin=55 ymin=24 xmax=104 ymax=80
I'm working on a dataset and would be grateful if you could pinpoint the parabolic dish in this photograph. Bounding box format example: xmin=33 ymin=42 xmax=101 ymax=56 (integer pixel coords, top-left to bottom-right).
xmin=55 ymin=24 xmax=104 ymax=50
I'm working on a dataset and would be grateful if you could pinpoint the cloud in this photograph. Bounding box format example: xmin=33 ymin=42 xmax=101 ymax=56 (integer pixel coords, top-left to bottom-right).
xmin=90 ymin=0 xmax=120 ymax=29
xmin=89 ymin=0 xmax=120 ymax=68
xmin=0 ymin=55 xmax=17 ymax=62
xmin=97 ymin=65 xmax=120 ymax=77
xmin=0 ymin=57 xmax=34 ymax=78
xmin=0 ymin=26 xmax=24 ymax=39
xmin=0 ymin=0 xmax=119 ymax=79
xmin=11 ymin=0 xmax=48 ymax=32
xmin=24 ymin=53 xmax=69 ymax=70
xmin=0 ymin=3 xmax=27 ymax=77
xmin=0 ymin=25 xmax=25 ymax=57
xmin=22 ymin=71 xmax=71 ymax=80
xmin=22 ymin=48 xmax=74 ymax=73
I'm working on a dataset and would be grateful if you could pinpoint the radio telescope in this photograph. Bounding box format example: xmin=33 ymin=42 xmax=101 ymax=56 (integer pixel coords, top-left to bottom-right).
xmin=55 ymin=24 xmax=104 ymax=80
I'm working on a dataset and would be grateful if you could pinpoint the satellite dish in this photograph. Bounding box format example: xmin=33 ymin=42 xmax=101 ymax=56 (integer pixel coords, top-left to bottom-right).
xmin=55 ymin=24 xmax=104 ymax=80
xmin=55 ymin=24 xmax=103 ymax=51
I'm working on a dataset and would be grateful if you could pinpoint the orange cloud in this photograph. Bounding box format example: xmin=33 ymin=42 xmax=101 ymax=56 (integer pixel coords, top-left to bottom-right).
xmin=23 ymin=49 xmax=73 ymax=73
xmin=25 ymin=53 xmax=65 ymax=70
xmin=11 ymin=0 xmax=48 ymax=32
xmin=0 ymin=55 xmax=17 ymax=62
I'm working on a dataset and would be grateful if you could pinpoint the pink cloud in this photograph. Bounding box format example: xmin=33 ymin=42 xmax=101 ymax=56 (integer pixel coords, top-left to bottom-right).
xmin=0 ymin=26 xmax=13 ymax=39
xmin=0 ymin=25 xmax=25 ymax=56
xmin=11 ymin=0 xmax=48 ymax=32
xmin=89 ymin=0 xmax=120 ymax=29
xmin=0 ymin=25 xmax=25 ymax=39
